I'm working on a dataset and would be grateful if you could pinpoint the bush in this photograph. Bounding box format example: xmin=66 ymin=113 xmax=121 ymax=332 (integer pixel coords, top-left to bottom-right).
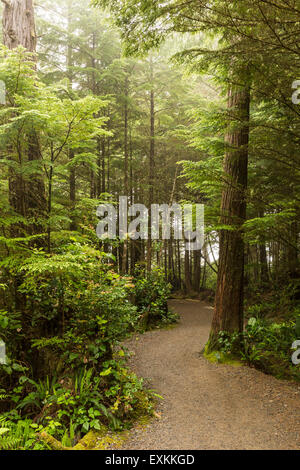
xmin=134 ymin=267 xmax=177 ymax=328
xmin=217 ymin=313 xmax=300 ymax=382
xmin=0 ymin=360 xmax=155 ymax=447
xmin=0 ymin=241 xmax=158 ymax=448
xmin=0 ymin=242 xmax=139 ymax=378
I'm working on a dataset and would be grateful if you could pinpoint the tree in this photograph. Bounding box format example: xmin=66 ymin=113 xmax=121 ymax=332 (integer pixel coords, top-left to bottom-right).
xmin=1 ymin=0 xmax=46 ymax=237
xmin=95 ymin=0 xmax=253 ymax=339
xmin=209 ymin=82 xmax=250 ymax=348
xmin=96 ymin=0 xmax=300 ymax=345
xmin=1 ymin=0 xmax=36 ymax=51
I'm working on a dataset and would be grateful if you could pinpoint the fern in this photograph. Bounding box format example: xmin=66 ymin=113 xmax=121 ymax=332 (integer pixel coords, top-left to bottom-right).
xmin=0 ymin=419 xmax=42 ymax=450
xmin=0 ymin=434 xmax=22 ymax=450
xmin=0 ymin=420 xmax=22 ymax=450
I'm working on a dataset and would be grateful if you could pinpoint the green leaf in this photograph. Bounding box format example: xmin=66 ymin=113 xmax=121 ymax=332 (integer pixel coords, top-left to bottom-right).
xmin=100 ymin=367 xmax=112 ymax=376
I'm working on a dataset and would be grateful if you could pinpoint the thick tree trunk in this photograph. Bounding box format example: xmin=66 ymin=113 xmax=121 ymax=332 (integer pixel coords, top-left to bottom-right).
xmin=208 ymin=84 xmax=250 ymax=351
xmin=2 ymin=0 xmax=37 ymax=51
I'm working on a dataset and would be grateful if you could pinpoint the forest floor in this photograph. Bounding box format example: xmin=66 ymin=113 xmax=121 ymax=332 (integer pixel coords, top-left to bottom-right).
xmin=116 ymin=300 xmax=300 ymax=450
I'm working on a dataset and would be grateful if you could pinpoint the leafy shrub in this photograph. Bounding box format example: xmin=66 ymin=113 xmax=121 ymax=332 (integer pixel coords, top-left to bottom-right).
xmin=217 ymin=314 xmax=300 ymax=382
xmin=0 ymin=240 xmax=158 ymax=448
xmin=1 ymin=358 xmax=155 ymax=446
xmin=134 ymin=267 xmax=176 ymax=328
xmin=0 ymin=242 xmax=139 ymax=378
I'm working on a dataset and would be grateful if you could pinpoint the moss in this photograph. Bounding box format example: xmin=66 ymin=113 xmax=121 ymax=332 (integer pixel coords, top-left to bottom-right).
xmin=203 ymin=343 xmax=243 ymax=367
xmin=38 ymin=398 xmax=157 ymax=451
xmin=93 ymin=430 xmax=129 ymax=450
xmin=39 ymin=428 xmax=106 ymax=451
xmin=39 ymin=426 xmax=127 ymax=451
xmin=91 ymin=412 xmax=153 ymax=450
xmin=73 ymin=428 xmax=106 ymax=450
xmin=39 ymin=431 xmax=69 ymax=450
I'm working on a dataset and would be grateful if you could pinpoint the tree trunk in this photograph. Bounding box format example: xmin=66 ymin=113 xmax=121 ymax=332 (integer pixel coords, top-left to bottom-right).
xmin=69 ymin=150 xmax=76 ymax=230
xmin=2 ymin=0 xmax=37 ymax=51
xmin=184 ymin=248 xmax=192 ymax=295
xmin=147 ymin=58 xmax=155 ymax=272
xmin=122 ymin=76 xmax=129 ymax=274
xmin=193 ymin=249 xmax=201 ymax=292
xmin=208 ymin=84 xmax=250 ymax=351
xmin=177 ymin=240 xmax=182 ymax=290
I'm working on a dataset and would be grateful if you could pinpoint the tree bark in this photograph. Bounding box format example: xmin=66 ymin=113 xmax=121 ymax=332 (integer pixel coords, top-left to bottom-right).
xmin=193 ymin=249 xmax=201 ymax=292
xmin=208 ymin=83 xmax=250 ymax=350
xmin=184 ymin=248 xmax=192 ymax=295
xmin=2 ymin=0 xmax=37 ymax=51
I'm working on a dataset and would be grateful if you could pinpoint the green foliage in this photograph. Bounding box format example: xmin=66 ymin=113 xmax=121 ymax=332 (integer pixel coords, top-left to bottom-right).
xmin=0 ymin=359 xmax=155 ymax=447
xmin=134 ymin=267 xmax=177 ymax=328
xmin=0 ymin=0 xmax=215 ymax=452
xmin=217 ymin=313 xmax=300 ymax=382
xmin=0 ymin=242 xmax=139 ymax=376
xmin=0 ymin=236 xmax=158 ymax=448
xmin=0 ymin=417 xmax=48 ymax=450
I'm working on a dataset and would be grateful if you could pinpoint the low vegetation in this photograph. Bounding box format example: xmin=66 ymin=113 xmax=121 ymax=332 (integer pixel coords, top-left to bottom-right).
xmin=215 ymin=290 xmax=300 ymax=382
xmin=0 ymin=240 xmax=175 ymax=449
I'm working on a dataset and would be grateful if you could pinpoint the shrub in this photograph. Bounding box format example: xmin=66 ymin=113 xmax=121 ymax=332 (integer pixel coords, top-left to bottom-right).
xmin=134 ymin=267 xmax=177 ymax=328
xmin=0 ymin=241 xmax=160 ymax=448
xmin=0 ymin=242 xmax=139 ymax=378
xmin=217 ymin=313 xmax=300 ymax=382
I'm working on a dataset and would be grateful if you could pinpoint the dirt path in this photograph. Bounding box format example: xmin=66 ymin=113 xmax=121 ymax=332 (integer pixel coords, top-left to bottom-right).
xmin=120 ymin=300 xmax=300 ymax=450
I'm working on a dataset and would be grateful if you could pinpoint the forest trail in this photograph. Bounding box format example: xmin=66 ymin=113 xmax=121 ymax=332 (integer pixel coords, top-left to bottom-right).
xmin=119 ymin=300 xmax=300 ymax=450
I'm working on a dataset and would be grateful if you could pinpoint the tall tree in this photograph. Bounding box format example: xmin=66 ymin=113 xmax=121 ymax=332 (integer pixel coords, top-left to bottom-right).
xmin=209 ymin=82 xmax=250 ymax=349
xmin=147 ymin=57 xmax=155 ymax=272
xmin=2 ymin=0 xmax=46 ymax=236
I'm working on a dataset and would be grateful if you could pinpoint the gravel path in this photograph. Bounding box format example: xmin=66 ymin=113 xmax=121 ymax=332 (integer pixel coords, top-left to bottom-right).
xmin=121 ymin=300 xmax=300 ymax=450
